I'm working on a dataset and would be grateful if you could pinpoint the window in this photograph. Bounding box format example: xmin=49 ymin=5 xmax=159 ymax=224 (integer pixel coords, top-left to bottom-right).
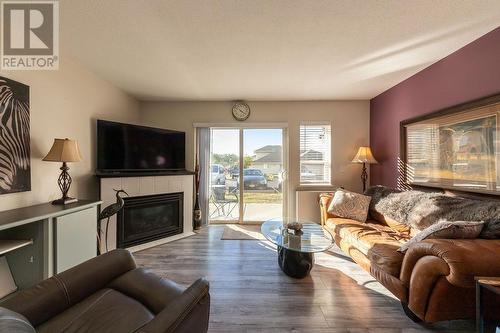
xmin=299 ymin=123 xmax=331 ymax=184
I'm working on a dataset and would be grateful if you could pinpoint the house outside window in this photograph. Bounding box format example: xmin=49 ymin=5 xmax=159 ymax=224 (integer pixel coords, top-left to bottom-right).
xmin=299 ymin=123 xmax=331 ymax=184
xmin=251 ymin=145 xmax=282 ymax=176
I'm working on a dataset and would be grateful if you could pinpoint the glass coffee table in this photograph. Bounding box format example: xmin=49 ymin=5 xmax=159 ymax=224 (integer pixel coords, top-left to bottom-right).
xmin=261 ymin=218 xmax=334 ymax=278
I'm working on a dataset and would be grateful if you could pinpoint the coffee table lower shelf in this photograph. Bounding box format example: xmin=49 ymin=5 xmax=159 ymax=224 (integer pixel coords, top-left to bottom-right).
xmin=277 ymin=246 xmax=314 ymax=279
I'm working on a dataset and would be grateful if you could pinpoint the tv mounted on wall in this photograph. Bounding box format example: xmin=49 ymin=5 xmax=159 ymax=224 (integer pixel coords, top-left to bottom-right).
xmin=97 ymin=120 xmax=186 ymax=173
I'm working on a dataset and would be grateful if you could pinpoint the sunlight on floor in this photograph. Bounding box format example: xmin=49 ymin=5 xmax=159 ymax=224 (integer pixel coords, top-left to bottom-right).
xmin=253 ymin=228 xmax=399 ymax=301
xmin=222 ymin=224 xmax=266 ymax=240
xmin=315 ymin=249 xmax=399 ymax=300
xmin=135 ymin=226 xmax=476 ymax=332
xmin=256 ymin=240 xmax=276 ymax=252
xmin=256 ymin=233 xmax=397 ymax=300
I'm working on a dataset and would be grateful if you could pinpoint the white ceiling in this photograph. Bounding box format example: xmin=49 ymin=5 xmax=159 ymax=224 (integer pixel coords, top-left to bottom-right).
xmin=61 ymin=0 xmax=500 ymax=101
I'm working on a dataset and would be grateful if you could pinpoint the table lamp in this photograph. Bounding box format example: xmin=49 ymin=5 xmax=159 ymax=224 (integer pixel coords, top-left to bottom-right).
xmin=43 ymin=138 xmax=83 ymax=205
xmin=351 ymin=146 xmax=378 ymax=192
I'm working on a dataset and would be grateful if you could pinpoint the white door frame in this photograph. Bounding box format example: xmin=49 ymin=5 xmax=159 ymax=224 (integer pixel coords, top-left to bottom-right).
xmin=202 ymin=124 xmax=290 ymax=224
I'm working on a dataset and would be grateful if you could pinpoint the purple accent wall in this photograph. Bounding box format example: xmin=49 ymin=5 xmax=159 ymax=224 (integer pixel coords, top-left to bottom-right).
xmin=370 ymin=27 xmax=500 ymax=188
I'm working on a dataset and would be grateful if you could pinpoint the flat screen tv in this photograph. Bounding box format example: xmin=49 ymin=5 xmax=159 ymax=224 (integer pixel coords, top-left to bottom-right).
xmin=97 ymin=120 xmax=186 ymax=173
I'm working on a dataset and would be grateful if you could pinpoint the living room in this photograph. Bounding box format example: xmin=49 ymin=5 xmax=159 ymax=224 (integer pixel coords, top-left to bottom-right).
xmin=0 ymin=1 xmax=499 ymax=332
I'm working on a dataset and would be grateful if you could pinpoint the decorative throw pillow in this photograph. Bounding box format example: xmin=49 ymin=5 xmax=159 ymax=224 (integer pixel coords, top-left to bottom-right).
xmin=327 ymin=189 xmax=371 ymax=222
xmin=398 ymin=220 xmax=484 ymax=253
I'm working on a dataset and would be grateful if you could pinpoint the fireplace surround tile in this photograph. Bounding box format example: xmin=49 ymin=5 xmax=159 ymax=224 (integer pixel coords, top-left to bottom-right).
xmin=121 ymin=178 xmax=140 ymax=196
xmin=168 ymin=179 xmax=183 ymax=193
xmin=139 ymin=177 xmax=155 ymax=195
xmin=99 ymin=175 xmax=194 ymax=253
xmin=155 ymin=177 xmax=169 ymax=193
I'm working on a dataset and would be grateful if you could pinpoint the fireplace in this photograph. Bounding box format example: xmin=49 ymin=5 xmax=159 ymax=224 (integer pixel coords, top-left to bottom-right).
xmin=117 ymin=192 xmax=183 ymax=248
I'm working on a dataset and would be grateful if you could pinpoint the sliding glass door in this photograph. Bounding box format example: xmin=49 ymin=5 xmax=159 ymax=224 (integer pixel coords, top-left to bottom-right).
xmin=208 ymin=127 xmax=287 ymax=224
xmin=242 ymin=129 xmax=285 ymax=222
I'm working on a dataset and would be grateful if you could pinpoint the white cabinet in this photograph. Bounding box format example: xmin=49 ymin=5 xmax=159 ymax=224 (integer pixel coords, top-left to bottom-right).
xmin=0 ymin=200 xmax=101 ymax=295
xmin=54 ymin=206 xmax=98 ymax=273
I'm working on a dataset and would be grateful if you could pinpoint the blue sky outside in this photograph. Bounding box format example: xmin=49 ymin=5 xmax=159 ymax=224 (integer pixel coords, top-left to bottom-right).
xmin=211 ymin=129 xmax=282 ymax=156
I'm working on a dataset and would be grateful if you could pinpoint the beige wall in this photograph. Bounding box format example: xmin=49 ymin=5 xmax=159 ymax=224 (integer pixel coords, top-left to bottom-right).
xmin=139 ymin=101 xmax=370 ymax=218
xmin=0 ymin=62 xmax=369 ymax=217
xmin=0 ymin=58 xmax=139 ymax=211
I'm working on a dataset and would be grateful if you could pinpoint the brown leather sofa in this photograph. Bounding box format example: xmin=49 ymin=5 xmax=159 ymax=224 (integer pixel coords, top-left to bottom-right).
xmin=320 ymin=193 xmax=500 ymax=323
xmin=0 ymin=249 xmax=210 ymax=333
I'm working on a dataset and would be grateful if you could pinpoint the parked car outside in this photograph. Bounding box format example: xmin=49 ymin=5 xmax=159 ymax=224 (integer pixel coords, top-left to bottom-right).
xmin=211 ymin=164 xmax=226 ymax=185
xmin=242 ymin=168 xmax=267 ymax=190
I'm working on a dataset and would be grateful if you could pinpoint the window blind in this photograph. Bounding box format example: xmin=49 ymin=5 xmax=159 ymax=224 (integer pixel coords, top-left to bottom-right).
xmin=299 ymin=124 xmax=331 ymax=184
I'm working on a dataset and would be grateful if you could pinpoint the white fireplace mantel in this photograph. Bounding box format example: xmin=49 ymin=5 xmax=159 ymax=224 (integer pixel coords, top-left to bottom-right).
xmin=99 ymin=174 xmax=194 ymax=253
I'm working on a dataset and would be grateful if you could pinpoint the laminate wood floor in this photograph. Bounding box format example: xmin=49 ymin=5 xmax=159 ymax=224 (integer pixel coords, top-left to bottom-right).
xmin=134 ymin=226 xmax=475 ymax=333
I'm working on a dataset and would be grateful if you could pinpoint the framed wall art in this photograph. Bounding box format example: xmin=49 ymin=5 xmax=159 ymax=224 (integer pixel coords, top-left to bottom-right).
xmin=0 ymin=76 xmax=30 ymax=194
xmin=401 ymin=93 xmax=500 ymax=195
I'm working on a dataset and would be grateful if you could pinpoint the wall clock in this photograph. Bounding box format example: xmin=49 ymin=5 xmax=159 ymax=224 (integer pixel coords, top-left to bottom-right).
xmin=232 ymin=102 xmax=250 ymax=121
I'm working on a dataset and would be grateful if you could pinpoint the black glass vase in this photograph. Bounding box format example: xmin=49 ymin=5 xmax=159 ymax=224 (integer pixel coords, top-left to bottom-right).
xmin=193 ymin=193 xmax=202 ymax=230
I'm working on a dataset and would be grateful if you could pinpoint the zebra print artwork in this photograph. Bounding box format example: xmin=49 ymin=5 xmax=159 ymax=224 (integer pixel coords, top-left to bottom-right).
xmin=0 ymin=77 xmax=30 ymax=194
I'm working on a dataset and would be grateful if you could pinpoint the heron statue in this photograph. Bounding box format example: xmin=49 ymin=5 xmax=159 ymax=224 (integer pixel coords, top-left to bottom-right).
xmin=98 ymin=189 xmax=128 ymax=253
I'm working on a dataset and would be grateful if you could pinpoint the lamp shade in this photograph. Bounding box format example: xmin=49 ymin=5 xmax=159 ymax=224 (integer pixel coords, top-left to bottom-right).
xmin=43 ymin=138 xmax=83 ymax=162
xmin=351 ymin=146 xmax=378 ymax=164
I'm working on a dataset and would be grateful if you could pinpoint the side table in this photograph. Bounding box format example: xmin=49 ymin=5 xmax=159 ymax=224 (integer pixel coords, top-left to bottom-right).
xmin=475 ymin=276 xmax=500 ymax=333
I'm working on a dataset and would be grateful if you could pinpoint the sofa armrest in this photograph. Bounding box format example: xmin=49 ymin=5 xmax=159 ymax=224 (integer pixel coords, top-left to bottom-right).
xmin=137 ymin=278 xmax=210 ymax=333
xmin=401 ymin=239 xmax=500 ymax=289
xmin=0 ymin=249 xmax=136 ymax=326
xmin=0 ymin=307 xmax=35 ymax=333
xmin=319 ymin=193 xmax=333 ymax=226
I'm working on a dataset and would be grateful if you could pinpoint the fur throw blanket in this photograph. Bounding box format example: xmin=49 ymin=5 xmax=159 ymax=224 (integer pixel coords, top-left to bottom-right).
xmin=365 ymin=186 xmax=500 ymax=239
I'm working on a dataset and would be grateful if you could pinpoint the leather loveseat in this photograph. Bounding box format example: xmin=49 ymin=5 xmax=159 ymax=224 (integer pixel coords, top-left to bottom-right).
xmin=319 ymin=192 xmax=500 ymax=323
xmin=0 ymin=249 xmax=210 ymax=333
